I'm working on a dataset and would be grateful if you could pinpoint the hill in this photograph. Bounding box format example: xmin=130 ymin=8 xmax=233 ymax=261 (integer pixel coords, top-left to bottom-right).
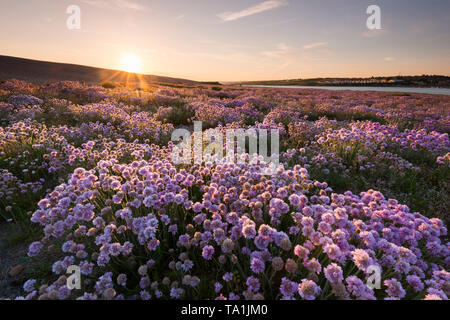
xmin=0 ymin=55 xmax=199 ymax=86
xmin=236 ymin=75 xmax=450 ymax=88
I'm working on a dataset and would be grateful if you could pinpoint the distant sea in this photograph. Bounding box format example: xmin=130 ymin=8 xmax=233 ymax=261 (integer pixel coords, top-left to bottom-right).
xmin=246 ymin=85 xmax=450 ymax=96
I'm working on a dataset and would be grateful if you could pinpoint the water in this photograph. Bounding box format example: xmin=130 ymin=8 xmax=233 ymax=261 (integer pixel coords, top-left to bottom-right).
xmin=246 ymin=85 xmax=450 ymax=96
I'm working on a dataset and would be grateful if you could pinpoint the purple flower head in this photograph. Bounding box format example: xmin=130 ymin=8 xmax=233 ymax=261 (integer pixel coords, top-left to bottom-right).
xmin=250 ymin=257 xmax=265 ymax=274
xmin=223 ymin=272 xmax=233 ymax=282
xmin=324 ymin=263 xmax=344 ymax=283
xmin=280 ymin=277 xmax=297 ymax=298
xmin=23 ymin=279 xmax=36 ymax=293
xmin=384 ymin=279 xmax=406 ymax=299
xmin=246 ymin=276 xmax=261 ymax=292
xmin=202 ymin=245 xmax=215 ymax=260
xmin=298 ymin=280 xmax=321 ymax=300
xmin=28 ymin=241 xmax=43 ymax=257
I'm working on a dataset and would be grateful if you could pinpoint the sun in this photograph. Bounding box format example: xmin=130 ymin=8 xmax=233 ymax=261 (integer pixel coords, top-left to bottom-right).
xmin=120 ymin=54 xmax=141 ymax=73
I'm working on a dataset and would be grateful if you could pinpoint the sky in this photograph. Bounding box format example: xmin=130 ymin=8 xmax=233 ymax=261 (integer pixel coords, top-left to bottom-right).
xmin=1 ymin=0 xmax=450 ymax=81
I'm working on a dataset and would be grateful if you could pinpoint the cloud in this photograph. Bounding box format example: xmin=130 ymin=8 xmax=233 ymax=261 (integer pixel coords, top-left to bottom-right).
xmin=261 ymin=43 xmax=290 ymax=56
xmin=218 ymin=0 xmax=288 ymax=22
xmin=80 ymin=0 xmax=146 ymax=11
xmin=384 ymin=57 xmax=395 ymax=62
xmin=303 ymin=42 xmax=327 ymax=50
xmin=261 ymin=42 xmax=333 ymax=69
xmin=175 ymin=14 xmax=185 ymax=20
xmin=261 ymin=43 xmax=298 ymax=68
xmin=80 ymin=0 xmax=108 ymax=8
xmin=115 ymin=0 xmax=146 ymax=11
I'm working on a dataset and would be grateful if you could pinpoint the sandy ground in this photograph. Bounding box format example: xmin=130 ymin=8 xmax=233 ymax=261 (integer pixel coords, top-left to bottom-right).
xmin=0 ymin=223 xmax=31 ymax=299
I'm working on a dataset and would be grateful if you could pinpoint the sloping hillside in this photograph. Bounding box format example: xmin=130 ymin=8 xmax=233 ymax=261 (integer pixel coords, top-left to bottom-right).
xmin=0 ymin=55 xmax=199 ymax=86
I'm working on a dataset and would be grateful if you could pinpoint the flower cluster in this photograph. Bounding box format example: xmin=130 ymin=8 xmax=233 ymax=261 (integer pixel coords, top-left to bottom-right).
xmin=22 ymin=157 xmax=449 ymax=300
xmin=0 ymin=80 xmax=448 ymax=300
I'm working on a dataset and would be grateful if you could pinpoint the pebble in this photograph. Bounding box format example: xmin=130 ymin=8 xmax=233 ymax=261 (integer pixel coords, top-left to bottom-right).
xmin=9 ymin=265 xmax=25 ymax=277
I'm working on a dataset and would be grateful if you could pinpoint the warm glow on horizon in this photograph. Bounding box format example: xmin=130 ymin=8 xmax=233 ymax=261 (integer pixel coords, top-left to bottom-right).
xmin=120 ymin=54 xmax=141 ymax=74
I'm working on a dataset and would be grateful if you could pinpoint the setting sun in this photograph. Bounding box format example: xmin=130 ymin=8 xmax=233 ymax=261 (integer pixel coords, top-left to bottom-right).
xmin=120 ymin=54 xmax=141 ymax=73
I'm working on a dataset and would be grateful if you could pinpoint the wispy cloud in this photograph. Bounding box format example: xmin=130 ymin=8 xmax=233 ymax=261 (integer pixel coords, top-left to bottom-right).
xmin=80 ymin=0 xmax=108 ymax=8
xmin=384 ymin=56 xmax=395 ymax=62
xmin=80 ymin=0 xmax=146 ymax=11
xmin=261 ymin=43 xmax=299 ymax=68
xmin=218 ymin=0 xmax=288 ymax=22
xmin=261 ymin=42 xmax=333 ymax=69
xmin=115 ymin=0 xmax=146 ymax=11
xmin=175 ymin=14 xmax=185 ymax=20
xmin=303 ymin=42 xmax=327 ymax=50
xmin=261 ymin=43 xmax=290 ymax=58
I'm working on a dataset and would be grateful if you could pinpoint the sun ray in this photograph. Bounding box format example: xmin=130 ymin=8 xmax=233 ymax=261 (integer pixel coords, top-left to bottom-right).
xmin=101 ymin=70 xmax=122 ymax=83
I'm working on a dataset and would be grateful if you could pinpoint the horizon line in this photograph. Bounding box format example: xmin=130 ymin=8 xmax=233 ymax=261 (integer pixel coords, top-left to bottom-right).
xmin=2 ymin=54 xmax=450 ymax=84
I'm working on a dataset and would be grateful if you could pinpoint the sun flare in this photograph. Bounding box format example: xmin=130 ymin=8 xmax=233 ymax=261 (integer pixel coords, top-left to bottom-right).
xmin=120 ymin=54 xmax=141 ymax=73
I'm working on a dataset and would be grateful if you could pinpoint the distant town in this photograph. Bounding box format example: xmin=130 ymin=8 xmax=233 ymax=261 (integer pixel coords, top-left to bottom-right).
xmin=238 ymin=75 xmax=450 ymax=88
